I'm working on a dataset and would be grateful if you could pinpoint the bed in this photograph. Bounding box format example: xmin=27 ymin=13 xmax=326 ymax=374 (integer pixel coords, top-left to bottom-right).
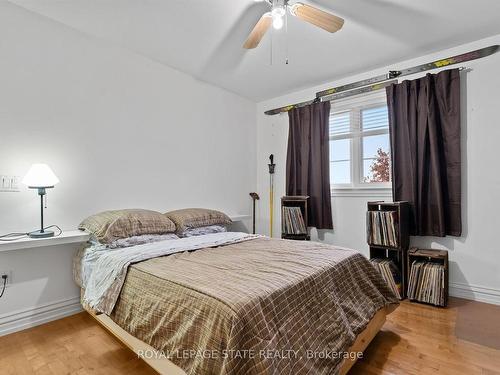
xmin=75 ymin=232 xmax=398 ymax=375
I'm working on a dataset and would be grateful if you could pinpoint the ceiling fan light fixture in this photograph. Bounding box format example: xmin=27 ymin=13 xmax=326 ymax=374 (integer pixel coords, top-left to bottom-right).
xmin=243 ymin=0 xmax=344 ymax=49
xmin=271 ymin=6 xmax=285 ymax=18
xmin=272 ymin=14 xmax=284 ymax=30
xmin=271 ymin=0 xmax=286 ymax=30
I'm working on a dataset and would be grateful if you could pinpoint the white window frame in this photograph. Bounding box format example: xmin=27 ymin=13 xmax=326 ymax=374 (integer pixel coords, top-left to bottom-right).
xmin=330 ymin=90 xmax=392 ymax=196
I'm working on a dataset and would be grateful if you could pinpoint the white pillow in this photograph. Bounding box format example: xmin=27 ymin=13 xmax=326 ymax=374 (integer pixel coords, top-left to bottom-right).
xmin=181 ymin=225 xmax=228 ymax=238
xmin=108 ymin=233 xmax=180 ymax=248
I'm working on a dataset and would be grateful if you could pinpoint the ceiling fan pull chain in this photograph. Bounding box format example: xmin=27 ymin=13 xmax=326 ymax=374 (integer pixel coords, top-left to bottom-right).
xmin=270 ymin=26 xmax=274 ymax=66
xmin=285 ymin=7 xmax=289 ymax=65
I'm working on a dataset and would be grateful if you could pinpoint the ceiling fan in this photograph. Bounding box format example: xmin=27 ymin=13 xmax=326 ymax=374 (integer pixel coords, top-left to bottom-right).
xmin=244 ymin=0 xmax=344 ymax=49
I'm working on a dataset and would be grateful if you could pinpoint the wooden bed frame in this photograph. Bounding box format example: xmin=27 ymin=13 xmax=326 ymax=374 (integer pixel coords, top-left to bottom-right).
xmin=85 ymin=301 xmax=396 ymax=375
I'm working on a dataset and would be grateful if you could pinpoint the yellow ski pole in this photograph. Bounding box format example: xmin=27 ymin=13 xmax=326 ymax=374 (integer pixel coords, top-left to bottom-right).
xmin=268 ymin=155 xmax=276 ymax=237
xmin=270 ymin=175 xmax=273 ymax=237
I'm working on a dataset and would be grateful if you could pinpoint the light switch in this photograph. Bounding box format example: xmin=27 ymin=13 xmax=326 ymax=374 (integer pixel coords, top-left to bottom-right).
xmin=10 ymin=176 xmax=19 ymax=190
xmin=0 ymin=175 xmax=20 ymax=192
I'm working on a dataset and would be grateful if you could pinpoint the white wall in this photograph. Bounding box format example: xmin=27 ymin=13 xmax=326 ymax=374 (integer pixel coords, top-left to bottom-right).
xmin=0 ymin=2 xmax=255 ymax=333
xmin=256 ymin=35 xmax=500 ymax=305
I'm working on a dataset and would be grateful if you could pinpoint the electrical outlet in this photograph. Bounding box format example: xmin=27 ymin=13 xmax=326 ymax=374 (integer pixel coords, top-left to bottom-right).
xmin=0 ymin=175 xmax=20 ymax=192
xmin=0 ymin=271 xmax=13 ymax=286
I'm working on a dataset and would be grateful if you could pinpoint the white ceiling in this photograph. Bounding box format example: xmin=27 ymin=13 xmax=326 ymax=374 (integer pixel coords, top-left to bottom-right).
xmin=9 ymin=0 xmax=500 ymax=101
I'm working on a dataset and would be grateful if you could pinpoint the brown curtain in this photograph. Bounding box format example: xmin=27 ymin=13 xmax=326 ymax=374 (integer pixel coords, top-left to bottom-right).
xmin=286 ymin=101 xmax=333 ymax=230
xmin=386 ymin=68 xmax=461 ymax=237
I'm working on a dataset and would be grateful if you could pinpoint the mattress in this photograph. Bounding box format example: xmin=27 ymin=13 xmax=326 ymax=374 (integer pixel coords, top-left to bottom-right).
xmin=73 ymin=242 xmax=106 ymax=288
xmin=107 ymin=236 xmax=398 ymax=375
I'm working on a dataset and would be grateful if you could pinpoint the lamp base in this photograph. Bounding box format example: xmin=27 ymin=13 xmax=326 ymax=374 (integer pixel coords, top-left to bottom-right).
xmin=29 ymin=230 xmax=54 ymax=239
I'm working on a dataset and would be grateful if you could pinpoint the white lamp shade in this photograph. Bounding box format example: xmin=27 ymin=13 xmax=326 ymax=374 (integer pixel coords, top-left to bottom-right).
xmin=22 ymin=164 xmax=59 ymax=188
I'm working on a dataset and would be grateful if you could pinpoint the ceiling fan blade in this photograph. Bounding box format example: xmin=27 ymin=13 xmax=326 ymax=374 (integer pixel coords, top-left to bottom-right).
xmin=243 ymin=13 xmax=272 ymax=49
xmin=290 ymin=3 xmax=344 ymax=33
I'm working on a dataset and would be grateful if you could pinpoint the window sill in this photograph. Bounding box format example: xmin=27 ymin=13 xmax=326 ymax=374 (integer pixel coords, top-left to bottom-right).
xmin=331 ymin=187 xmax=392 ymax=198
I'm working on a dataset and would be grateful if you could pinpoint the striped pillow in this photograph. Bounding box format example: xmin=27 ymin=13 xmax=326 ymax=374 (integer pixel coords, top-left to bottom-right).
xmin=165 ymin=208 xmax=232 ymax=234
xmin=79 ymin=209 xmax=176 ymax=244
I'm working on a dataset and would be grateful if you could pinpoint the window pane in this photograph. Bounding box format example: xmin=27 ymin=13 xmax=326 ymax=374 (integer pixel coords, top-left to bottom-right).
xmin=331 ymin=161 xmax=351 ymax=184
xmin=330 ymin=139 xmax=351 ymax=185
xmin=363 ymin=134 xmax=390 ymax=159
xmin=330 ymin=138 xmax=350 ymax=161
xmin=329 ymin=111 xmax=350 ymax=136
xmin=362 ymin=106 xmax=388 ymax=131
xmin=362 ymin=134 xmax=390 ymax=182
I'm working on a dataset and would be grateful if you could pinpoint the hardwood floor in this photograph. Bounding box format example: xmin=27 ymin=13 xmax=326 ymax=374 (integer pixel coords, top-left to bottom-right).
xmin=351 ymin=298 xmax=500 ymax=375
xmin=0 ymin=298 xmax=499 ymax=375
xmin=0 ymin=313 xmax=156 ymax=375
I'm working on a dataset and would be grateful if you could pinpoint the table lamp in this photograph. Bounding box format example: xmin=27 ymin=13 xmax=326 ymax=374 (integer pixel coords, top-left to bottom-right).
xmin=22 ymin=164 xmax=59 ymax=238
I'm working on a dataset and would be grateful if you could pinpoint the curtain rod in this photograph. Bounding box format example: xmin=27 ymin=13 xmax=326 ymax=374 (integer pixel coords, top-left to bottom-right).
xmin=264 ymin=44 xmax=499 ymax=116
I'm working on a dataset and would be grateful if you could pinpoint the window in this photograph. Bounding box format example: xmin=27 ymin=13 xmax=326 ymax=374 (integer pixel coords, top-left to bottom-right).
xmin=329 ymin=92 xmax=391 ymax=190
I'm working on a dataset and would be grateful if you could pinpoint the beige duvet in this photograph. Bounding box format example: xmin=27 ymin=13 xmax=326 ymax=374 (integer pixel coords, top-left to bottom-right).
xmin=109 ymin=237 xmax=398 ymax=375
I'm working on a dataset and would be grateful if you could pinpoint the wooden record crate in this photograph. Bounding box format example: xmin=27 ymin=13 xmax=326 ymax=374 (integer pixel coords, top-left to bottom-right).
xmin=367 ymin=201 xmax=410 ymax=299
xmin=281 ymin=196 xmax=310 ymax=241
xmin=407 ymin=247 xmax=449 ymax=307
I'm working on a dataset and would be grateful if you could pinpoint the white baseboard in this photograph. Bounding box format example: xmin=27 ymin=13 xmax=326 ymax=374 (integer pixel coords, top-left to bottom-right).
xmin=0 ymin=296 xmax=82 ymax=337
xmin=450 ymin=282 xmax=500 ymax=306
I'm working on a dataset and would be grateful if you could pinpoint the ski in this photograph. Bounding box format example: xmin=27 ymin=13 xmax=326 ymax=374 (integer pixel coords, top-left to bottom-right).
xmin=264 ymin=80 xmax=396 ymax=116
xmin=321 ymin=80 xmax=397 ymax=102
xmin=265 ymin=45 xmax=499 ymax=116
xmin=315 ymin=45 xmax=499 ymax=98
xmin=264 ymin=99 xmax=317 ymax=116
